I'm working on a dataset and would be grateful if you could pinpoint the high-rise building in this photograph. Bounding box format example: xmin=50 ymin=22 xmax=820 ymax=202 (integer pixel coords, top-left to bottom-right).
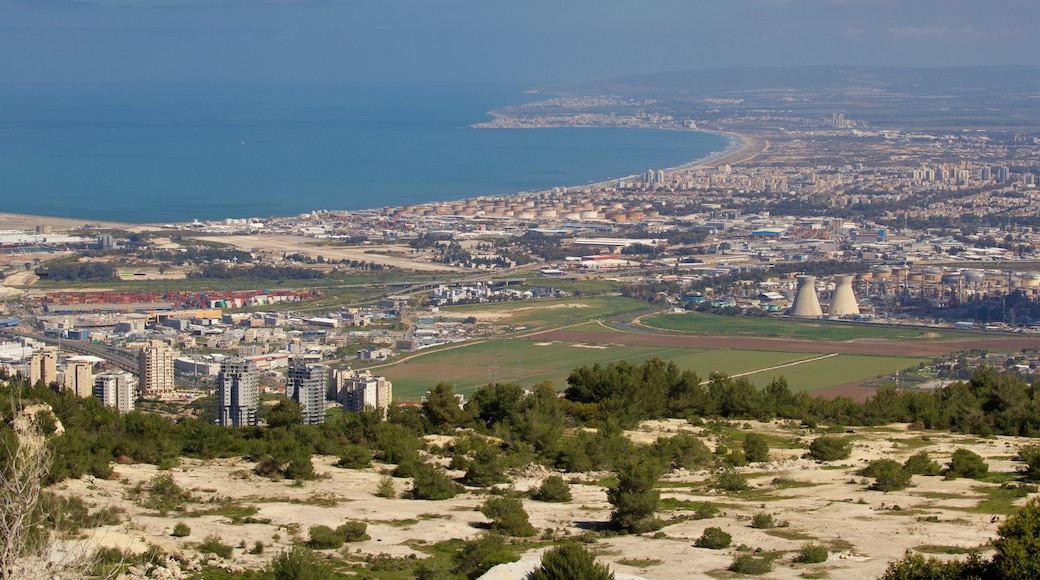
xmin=93 ymin=370 xmax=136 ymax=413
xmin=217 ymin=358 xmax=259 ymax=427
xmin=29 ymin=350 xmax=57 ymax=387
xmin=287 ymin=358 xmax=328 ymax=425
xmin=334 ymin=368 xmax=392 ymax=417
xmin=139 ymin=340 xmax=175 ymax=399
xmin=62 ymin=360 xmax=94 ymax=398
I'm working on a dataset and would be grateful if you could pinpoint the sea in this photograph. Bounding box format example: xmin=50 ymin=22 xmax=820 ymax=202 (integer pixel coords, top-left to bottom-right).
xmin=0 ymin=82 xmax=733 ymax=224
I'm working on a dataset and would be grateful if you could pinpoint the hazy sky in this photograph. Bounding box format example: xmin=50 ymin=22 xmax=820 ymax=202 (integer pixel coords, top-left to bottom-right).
xmin=2 ymin=0 xmax=1038 ymax=86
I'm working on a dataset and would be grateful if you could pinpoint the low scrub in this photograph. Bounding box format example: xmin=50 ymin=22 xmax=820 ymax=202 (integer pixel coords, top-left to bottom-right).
xmin=793 ymin=543 xmax=829 ymax=564
xmin=695 ymin=527 xmax=732 ymax=549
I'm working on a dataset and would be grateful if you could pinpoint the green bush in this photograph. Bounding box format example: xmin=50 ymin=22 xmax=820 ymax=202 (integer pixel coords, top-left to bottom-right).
xmin=991 ymin=497 xmax=1040 ymax=579
xmin=862 ymin=459 xmax=913 ymax=491
xmin=695 ymin=527 xmax=732 ymax=549
xmin=607 ymin=457 xmax=663 ymax=534
xmin=463 ymin=445 xmax=508 ymax=488
xmin=171 ymin=522 xmax=191 ymax=538
xmin=336 ymin=521 xmax=370 ymax=542
xmin=750 ymin=513 xmax=775 ymax=529
xmin=1016 ymin=445 xmax=1040 ymax=482
xmin=742 ymin=433 xmax=770 ymax=463
xmin=452 ymin=533 xmax=520 ymax=580
xmin=713 ymin=469 xmax=749 ymax=492
xmin=903 ymin=452 xmax=941 ymax=476
xmin=335 ymin=444 xmax=372 ymax=469
xmin=376 ymin=475 xmax=397 ymax=498
xmin=793 ymin=543 xmax=829 ymax=564
xmin=265 ymin=546 xmax=336 ymax=580
xmin=945 ymin=448 xmax=989 ymax=480
xmin=307 ymin=524 xmax=344 ymax=550
xmin=531 ymin=475 xmax=572 ymax=503
xmin=408 ymin=463 xmax=461 ymax=500
xmin=197 ymin=536 xmax=233 ymax=559
xmin=729 ymin=554 xmax=773 ymax=575
xmin=530 ymin=542 xmax=614 ymax=580
xmin=480 ymin=497 xmax=536 ymax=537
xmin=809 ymin=436 xmax=852 ymax=461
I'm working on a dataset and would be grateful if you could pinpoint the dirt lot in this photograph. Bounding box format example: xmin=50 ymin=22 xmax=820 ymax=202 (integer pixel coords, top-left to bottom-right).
xmin=53 ymin=420 xmax=1037 ymax=580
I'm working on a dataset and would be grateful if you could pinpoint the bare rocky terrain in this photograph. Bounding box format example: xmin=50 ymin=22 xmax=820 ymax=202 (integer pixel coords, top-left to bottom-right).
xmin=49 ymin=419 xmax=1039 ymax=579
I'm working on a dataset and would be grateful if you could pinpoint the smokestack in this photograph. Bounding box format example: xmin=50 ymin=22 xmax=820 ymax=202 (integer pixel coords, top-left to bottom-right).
xmin=829 ymin=275 xmax=860 ymax=316
xmin=791 ymin=275 xmax=823 ymax=318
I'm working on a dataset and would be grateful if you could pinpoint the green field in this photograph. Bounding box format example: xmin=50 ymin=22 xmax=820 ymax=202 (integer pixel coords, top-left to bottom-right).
xmin=643 ymin=312 xmax=967 ymax=341
xmin=380 ymin=337 xmax=926 ymax=401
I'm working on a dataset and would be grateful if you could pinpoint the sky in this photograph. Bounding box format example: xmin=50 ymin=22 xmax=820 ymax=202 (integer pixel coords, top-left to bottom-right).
xmin=1 ymin=0 xmax=1039 ymax=86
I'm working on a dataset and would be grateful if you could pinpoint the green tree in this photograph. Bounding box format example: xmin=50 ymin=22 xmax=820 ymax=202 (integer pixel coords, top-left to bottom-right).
xmin=463 ymin=445 xmax=508 ymax=488
xmin=408 ymin=463 xmax=460 ymax=500
xmin=862 ymin=459 xmax=913 ymax=491
xmin=944 ymin=448 xmax=989 ymax=480
xmin=530 ymin=543 xmax=614 ymax=580
xmin=742 ymin=433 xmax=770 ymax=463
xmin=531 ymin=475 xmax=572 ymax=503
xmin=480 ymin=497 xmax=535 ymax=537
xmin=451 ymin=533 xmax=519 ymax=580
xmin=607 ymin=457 xmax=663 ymax=533
xmin=808 ymin=436 xmax=852 ymax=461
xmin=991 ymin=497 xmax=1040 ymax=579
xmin=266 ymin=399 xmax=304 ymax=429
xmin=423 ymin=383 xmax=471 ymax=433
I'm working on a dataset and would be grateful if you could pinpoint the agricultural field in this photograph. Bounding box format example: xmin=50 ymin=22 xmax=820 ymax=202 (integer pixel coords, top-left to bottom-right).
xmin=379 ymin=336 xmax=926 ymax=401
xmin=438 ymin=296 xmax=651 ymax=328
xmin=642 ymin=311 xmax=968 ymax=341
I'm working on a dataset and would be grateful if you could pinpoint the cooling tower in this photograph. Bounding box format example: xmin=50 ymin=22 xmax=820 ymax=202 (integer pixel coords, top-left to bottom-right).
xmin=791 ymin=275 xmax=823 ymax=318
xmin=829 ymin=275 xmax=860 ymax=316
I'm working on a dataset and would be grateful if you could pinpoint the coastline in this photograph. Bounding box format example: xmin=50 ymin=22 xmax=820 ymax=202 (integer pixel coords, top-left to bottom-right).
xmin=0 ymin=128 xmax=753 ymax=231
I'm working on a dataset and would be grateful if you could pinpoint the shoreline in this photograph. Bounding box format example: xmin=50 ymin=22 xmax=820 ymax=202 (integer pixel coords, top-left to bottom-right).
xmin=0 ymin=128 xmax=753 ymax=231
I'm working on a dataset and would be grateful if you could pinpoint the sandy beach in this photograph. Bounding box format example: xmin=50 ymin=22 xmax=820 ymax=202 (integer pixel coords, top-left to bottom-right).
xmin=0 ymin=212 xmax=148 ymax=232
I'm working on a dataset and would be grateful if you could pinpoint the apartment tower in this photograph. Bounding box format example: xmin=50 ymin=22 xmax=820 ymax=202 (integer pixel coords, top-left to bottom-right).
xmin=217 ymin=358 xmax=259 ymax=427
xmin=287 ymin=358 xmax=328 ymax=425
xmin=139 ymin=340 xmax=175 ymax=399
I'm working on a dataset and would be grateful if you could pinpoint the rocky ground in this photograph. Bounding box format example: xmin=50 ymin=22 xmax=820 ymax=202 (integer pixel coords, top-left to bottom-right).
xmin=51 ymin=419 xmax=1037 ymax=579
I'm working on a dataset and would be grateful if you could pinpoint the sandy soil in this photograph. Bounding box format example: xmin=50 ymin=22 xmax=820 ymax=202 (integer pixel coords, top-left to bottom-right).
xmin=51 ymin=420 xmax=1037 ymax=579
xmin=0 ymin=212 xmax=148 ymax=232
xmin=193 ymin=235 xmax=463 ymax=273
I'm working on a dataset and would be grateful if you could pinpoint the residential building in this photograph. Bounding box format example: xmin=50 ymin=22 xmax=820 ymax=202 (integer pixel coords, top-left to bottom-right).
xmin=62 ymin=360 xmax=94 ymax=398
xmin=93 ymin=370 xmax=136 ymax=413
xmin=217 ymin=357 xmax=259 ymax=427
xmin=139 ymin=340 xmax=175 ymax=399
xmin=334 ymin=368 xmax=392 ymax=418
xmin=287 ymin=358 xmax=328 ymax=425
xmin=29 ymin=349 xmax=57 ymax=387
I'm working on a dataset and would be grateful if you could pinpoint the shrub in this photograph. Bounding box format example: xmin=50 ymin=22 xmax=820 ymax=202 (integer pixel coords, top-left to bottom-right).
xmin=944 ymin=448 xmax=989 ymax=480
xmin=531 ymin=475 xmax=572 ymax=503
xmin=1015 ymin=445 xmax=1040 ymax=482
xmin=693 ymin=502 xmax=717 ymax=520
xmin=307 ymin=525 xmax=344 ymax=550
xmin=903 ymin=452 xmax=941 ymax=476
xmin=408 ymin=463 xmax=461 ymax=500
xmin=742 ymin=433 xmax=770 ymax=463
xmin=335 ymin=444 xmax=372 ymax=469
xmin=336 ymin=521 xmax=370 ymax=542
xmin=197 ymin=536 xmax=233 ymax=558
xmin=608 ymin=457 xmax=663 ymax=534
xmin=376 ymin=475 xmax=397 ymax=498
xmin=713 ymin=469 xmax=749 ymax=492
xmin=530 ymin=542 xmax=614 ymax=580
xmin=750 ymin=513 xmax=775 ymax=529
xmin=726 ymin=449 xmax=748 ymax=467
xmin=452 ymin=533 xmax=520 ymax=580
xmin=265 ymin=546 xmax=336 ymax=580
xmin=729 ymin=554 xmax=773 ymax=575
xmin=171 ymin=522 xmax=191 ymax=538
xmin=809 ymin=436 xmax=852 ymax=461
xmin=991 ymin=496 xmax=1040 ymax=579
xmin=793 ymin=543 xmax=829 ymax=564
xmin=463 ymin=446 xmax=508 ymax=488
xmin=695 ymin=527 xmax=732 ymax=549
xmin=862 ymin=459 xmax=913 ymax=491
xmin=480 ymin=497 xmax=536 ymax=537
xmin=142 ymin=473 xmax=191 ymax=515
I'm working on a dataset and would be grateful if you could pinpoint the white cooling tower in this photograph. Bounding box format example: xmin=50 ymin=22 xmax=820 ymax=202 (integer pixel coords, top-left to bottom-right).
xmin=829 ymin=275 xmax=860 ymax=316
xmin=791 ymin=275 xmax=823 ymax=318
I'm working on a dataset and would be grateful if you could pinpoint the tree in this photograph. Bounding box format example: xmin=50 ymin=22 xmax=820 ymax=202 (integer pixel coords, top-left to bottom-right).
xmin=991 ymin=497 xmax=1040 ymax=579
xmin=862 ymin=459 xmax=913 ymax=492
xmin=480 ymin=497 xmax=535 ymax=537
xmin=944 ymin=448 xmax=989 ymax=480
xmin=531 ymin=475 xmax=572 ymax=503
xmin=463 ymin=445 xmax=508 ymax=488
xmin=742 ymin=433 xmax=770 ymax=463
xmin=808 ymin=436 xmax=852 ymax=461
xmin=408 ymin=463 xmax=460 ymax=500
xmin=266 ymin=399 xmax=304 ymax=429
xmin=451 ymin=533 xmax=518 ymax=580
xmin=607 ymin=457 xmax=663 ymax=533
xmin=530 ymin=543 xmax=614 ymax=580
xmin=423 ymin=383 xmax=469 ymax=433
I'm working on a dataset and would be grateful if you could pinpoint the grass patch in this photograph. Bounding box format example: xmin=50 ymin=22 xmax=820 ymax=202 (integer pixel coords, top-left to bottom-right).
xmin=644 ymin=312 xmax=969 ymax=341
xmin=187 ymin=505 xmax=258 ymax=520
xmin=958 ymin=484 xmax=1039 ymax=515
xmin=764 ymin=528 xmax=816 ymax=541
xmin=372 ymin=518 xmax=421 ymax=527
